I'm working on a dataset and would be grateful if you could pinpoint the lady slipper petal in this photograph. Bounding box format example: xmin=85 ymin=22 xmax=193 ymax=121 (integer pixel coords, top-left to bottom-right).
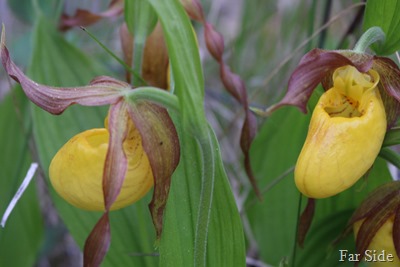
xmin=295 ymin=65 xmax=386 ymax=198
xmin=49 ymin=118 xmax=154 ymax=211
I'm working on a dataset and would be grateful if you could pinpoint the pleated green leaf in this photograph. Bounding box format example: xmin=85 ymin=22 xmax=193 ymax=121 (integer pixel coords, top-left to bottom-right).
xmin=0 ymin=88 xmax=44 ymax=267
xmin=363 ymin=0 xmax=400 ymax=55
xmin=145 ymin=1 xmax=245 ymax=266
xmin=124 ymin=0 xmax=158 ymax=40
xmin=28 ymin=17 xmax=157 ymax=266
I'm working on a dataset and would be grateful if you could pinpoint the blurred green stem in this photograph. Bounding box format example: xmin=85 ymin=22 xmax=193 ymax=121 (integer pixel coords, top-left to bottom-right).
xmin=353 ymin=26 xmax=385 ymax=53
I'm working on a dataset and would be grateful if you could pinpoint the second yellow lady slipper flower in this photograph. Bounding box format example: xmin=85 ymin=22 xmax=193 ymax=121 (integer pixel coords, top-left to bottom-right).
xmin=354 ymin=216 xmax=399 ymax=266
xmin=268 ymin=48 xmax=400 ymax=198
xmin=345 ymin=182 xmax=400 ymax=266
xmin=295 ymin=65 xmax=386 ymax=198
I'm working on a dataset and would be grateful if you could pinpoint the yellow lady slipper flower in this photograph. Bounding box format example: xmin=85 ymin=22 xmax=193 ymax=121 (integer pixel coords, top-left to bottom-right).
xmin=295 ymin=65 xmax=386 ymax=198
xmin=49 ymin=117 xmax=154 ymax=211
xmin=1 ymin=25 xmax=180 ymax=267
xmin=354 ymin=216 xmax=399 ymax=266
xmin=268 ymin=47 xmax=400 ymax=198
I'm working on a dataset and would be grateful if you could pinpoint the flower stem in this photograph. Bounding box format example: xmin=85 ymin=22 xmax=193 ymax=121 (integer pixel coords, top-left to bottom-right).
xmin=124 ymin=87 xmax=179 ymax=112
xmin=353 ymin=26 xmax=386 ymax=53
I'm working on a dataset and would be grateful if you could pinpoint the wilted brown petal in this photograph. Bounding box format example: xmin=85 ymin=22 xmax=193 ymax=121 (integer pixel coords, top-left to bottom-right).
xmin=120 ymin=23 xmax=134 ymax=83
xmin=83 ymin=213 xmax=111 ymax=267
xmin=181 ymin=0 xmax=205 ymax=22
xmin=102 ymin=101 xmax=129 ymax=210
xmin=142 ymin=23 xmax=169 ymax=90
xmin=1 ymin=29 xmax=127 ymax=115
xmin=297 ymin=198 xmax=315 ymax=248
xmin=127 ymin=101 xmax=180 ymax=239
xmin=59 ymin=0 xmax=124 ymax=31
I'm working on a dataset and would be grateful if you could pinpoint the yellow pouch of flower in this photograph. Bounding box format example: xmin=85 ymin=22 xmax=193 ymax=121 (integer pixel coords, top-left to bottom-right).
xmin=295 ymin=65 xmax=386 ymax=198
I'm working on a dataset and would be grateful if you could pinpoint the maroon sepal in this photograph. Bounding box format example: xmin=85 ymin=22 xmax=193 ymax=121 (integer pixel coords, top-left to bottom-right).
xmin=297 ymin=198 xmax=316 ymax=248
xmin=1 ymin=29 xmax=128 ymax=115
xmin=127 ymin=101 xmax=180 ymax=239
xmin=83 ymin=100 xmax=129 ymax=266
xmin=268 ymin=49 xmax=374 ymax=114
xmin=181 ymin=0 xmax=205 ymax=22
xmin=83 ymin=212 xmax=111 ymax=267
xmin=102 ymin=101 xmax=129 ymax=210
xmin=59 ymin=0 xmax=123 ymax=31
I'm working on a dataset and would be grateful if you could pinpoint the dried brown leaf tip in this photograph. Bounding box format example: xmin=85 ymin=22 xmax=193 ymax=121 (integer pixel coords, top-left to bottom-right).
xmin=297 ymin=198 xmax=315 ymax=248
xmin=120 ymin=22 xmax=169 ymax=88
xmin=59 ymin=0 xmax=124 ymax=31
xmin=345 ymin=182 xmax=400 ymax=266
xmin=1 ymin=26 xmax=180 ymax=266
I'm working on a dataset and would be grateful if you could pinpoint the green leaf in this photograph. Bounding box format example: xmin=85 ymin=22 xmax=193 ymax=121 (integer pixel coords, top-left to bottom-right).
xmin=0 ymin=88 xmax=44 ymax=267
xmin=7 ymin=0 xmax=64 ymax=23
xmin=124 ymin=0 xmax=158 ymax=39
xmin=145 ymin=1 xmax=245 ymax=266
xmin=247 ymin=106 xmax=309 ymax=266
xmin=379 ymin=147 xmax=400 ymax=169
xmin=28 ymin=17 xmax=157 ymax=267
xmin=383 ymin=127 xmax=400 ymax=147
xmin=363 ymin=0 xmax=400 ymax=55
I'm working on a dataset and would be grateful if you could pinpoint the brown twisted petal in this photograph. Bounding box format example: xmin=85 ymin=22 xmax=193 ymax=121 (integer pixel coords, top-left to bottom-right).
xmin=1 ymin=28 xmax=128 ymax=115
xmin=59 ymin=0 xmax=124 ymax=31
